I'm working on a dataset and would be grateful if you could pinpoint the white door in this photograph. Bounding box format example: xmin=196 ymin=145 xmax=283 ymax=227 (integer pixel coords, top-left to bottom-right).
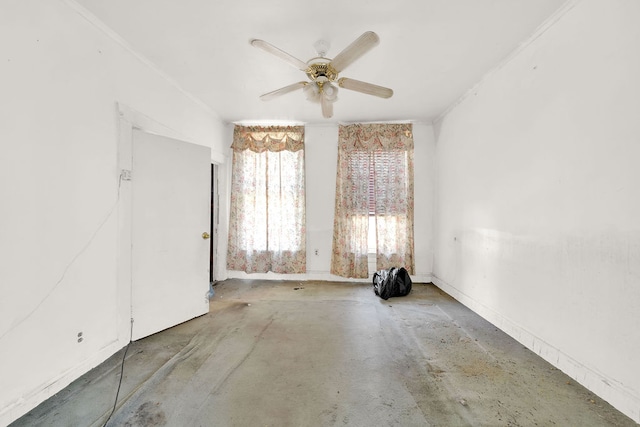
xmin=131 ymin=129 xmax=211 ymax=340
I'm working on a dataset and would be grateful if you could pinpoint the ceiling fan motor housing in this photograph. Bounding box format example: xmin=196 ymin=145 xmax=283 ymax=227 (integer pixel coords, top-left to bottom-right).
xmin=306 ymin=61 xmax=338 ymax=82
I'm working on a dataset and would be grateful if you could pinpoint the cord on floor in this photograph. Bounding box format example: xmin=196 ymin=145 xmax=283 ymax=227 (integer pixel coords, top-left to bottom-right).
xmin=102 ymin=319 xmax=133 ymax=427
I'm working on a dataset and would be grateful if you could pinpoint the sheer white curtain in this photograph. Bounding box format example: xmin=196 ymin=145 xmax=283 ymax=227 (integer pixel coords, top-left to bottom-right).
xmin=227 ymin=126 xmax=306 ymax=273
xmin=331 ymin=123 xmax=414 ymax=278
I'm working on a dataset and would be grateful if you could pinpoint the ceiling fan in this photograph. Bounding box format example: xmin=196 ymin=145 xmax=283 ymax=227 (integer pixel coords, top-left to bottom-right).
xmin=250 ymin=31 xmax=393 ymax=119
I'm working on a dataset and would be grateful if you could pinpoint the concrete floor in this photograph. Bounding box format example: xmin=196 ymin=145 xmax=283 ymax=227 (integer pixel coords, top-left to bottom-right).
xmin=12 ymin=279 xmax=636 ymax=426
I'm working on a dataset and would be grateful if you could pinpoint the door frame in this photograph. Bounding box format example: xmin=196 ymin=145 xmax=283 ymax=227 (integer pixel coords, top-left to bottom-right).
xmin=210 ymin=164 xmax=219 ymax=284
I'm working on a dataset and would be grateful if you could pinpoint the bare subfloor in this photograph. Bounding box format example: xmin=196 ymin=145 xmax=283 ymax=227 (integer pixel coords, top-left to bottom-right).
xmin=13 ymin=280 xmax=636 ymax=426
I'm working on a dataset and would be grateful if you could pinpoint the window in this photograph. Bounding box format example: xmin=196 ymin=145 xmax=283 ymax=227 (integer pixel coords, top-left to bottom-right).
xmin=227 ymin=126 xmax=306 ymax=274
xmin=331 ymin=124 xmax=415 ymax=278
xmin=348 ymin=150 xmax=409 ymax=253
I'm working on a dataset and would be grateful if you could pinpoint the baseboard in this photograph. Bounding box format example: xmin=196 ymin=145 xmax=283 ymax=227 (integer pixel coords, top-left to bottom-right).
xmin=226 ymin=270 xmax=433 ymax=284
xmin=432 ymin=275 xmax=640 ymax=424
xmin=0 ymin=339 xmax=124 ymax=426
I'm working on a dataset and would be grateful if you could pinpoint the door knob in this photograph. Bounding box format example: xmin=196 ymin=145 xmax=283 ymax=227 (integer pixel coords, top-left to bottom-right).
xmin=202 ymin=232 xmax=210 ymax=239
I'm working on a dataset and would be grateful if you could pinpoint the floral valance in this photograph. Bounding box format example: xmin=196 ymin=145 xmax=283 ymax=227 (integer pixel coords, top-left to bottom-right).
xmin=232 ymin=125 xmax=304 ymax=153
xmin=338 ymin=123 xmax=413 ymax=152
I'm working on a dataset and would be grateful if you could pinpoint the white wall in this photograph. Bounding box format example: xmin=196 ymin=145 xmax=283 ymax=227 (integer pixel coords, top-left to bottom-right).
xmin=0 ymin=1 xmax=226 ymax=424
xmin=433 ymin=0 xmax=640 ymax=422
xmin=224 ymin=122 xmax=435 ymax=283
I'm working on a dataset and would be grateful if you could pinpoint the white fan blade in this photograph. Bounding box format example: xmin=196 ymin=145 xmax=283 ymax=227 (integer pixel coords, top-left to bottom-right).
xmin=321 ymin=94 xmax=333 ymax=118
xmin=337 ymin=77 xmax=393 ymax=98
xmin=260 ymin=81 xmax=308 ymax=101
xmin=330 ymin=31 xmax=380 ymax=73
xmin=250 ymin=39 xmax=309 ymax=71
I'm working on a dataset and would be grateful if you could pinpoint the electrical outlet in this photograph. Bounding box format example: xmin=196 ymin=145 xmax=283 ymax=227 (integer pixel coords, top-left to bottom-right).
xmin=77 ymin=331 xmax=83 ymax=343
xmin=314 ymin=249 xmax=318 ymax=255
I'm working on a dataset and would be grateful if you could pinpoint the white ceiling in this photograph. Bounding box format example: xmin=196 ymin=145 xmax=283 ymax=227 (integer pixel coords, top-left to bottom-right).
xmin=74 ymin=0 xmax=567 ymax=125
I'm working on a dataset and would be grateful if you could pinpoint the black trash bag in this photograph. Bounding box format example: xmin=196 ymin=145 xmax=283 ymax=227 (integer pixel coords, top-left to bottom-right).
xmin=372 ymin=267 xmax=412 ymax=300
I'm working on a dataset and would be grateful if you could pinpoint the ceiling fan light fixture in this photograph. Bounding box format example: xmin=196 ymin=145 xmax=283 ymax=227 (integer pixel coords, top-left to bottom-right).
xmin=322 ymin=82 xmax=338 ymax=102
xmin=303 ymin=82 xmax=321 ymax=103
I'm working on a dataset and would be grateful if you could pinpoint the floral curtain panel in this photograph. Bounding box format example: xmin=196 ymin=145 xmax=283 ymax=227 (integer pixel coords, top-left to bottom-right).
xmin=227 ymin=125 xmax=306 ymax=273
xmin=331 ymin=123 xmax=415 ymax=278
